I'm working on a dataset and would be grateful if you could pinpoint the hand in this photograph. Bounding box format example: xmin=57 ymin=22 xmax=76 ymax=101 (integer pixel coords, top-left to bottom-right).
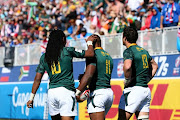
xmin=76 ymin=95 xmax=84 ymax=103
xmin=86 ymin=35 xmax=98 ymax=42
xmin=27 ymin=100 xmax=33 ymax=108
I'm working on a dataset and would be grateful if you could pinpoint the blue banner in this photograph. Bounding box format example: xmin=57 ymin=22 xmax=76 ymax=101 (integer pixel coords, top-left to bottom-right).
xmin=0 ymin=82 xmax=48 ymax=119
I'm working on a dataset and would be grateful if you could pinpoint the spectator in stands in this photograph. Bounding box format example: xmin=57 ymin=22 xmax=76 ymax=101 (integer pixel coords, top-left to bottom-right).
xmin=138 ymin=8 xmax=146 ymax=23
xmin=106 ymin=0 xmax=126 ymax=16
xmin=90 ymin=0 xmax=105 ymax=11
xmin=39 ymin=10 xmax=49 ymax=23
xmin=8 ymin=19 xmax=19 ymax=37
xmin=1 ymin=19 xmax=9 ymax=37
xmin=0 ymin=41 xmax=4 ymax=47
xmin=160 ymin=0 xmax=180 ymax=28
xmin=76 ymin=27 xmax=92 ymax=39
xmin=2 ymin=0 xmax=180 ymax=48
xmin=77 ymin=27 xmax=92 ymax=48
xmin=127 ymin=0 xmax=144 ymax=11
xmin=141 ymin=9 xmax=153 ymax=30
xmin=67 ymin=19 xmax=77 ymax=35
xmin=150 ymin=7 xmax=161 ymax=29
xmin=22 ymin=32 xmax=28 ymax=44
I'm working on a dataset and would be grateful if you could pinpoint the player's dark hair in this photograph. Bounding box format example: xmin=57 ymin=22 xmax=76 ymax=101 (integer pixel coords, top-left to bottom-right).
xmin=92 ymin=34 xmax=101 ymax=47
xmin=123 ymin=26 xmax=138 ymax=43
xmin=45 ymin=29 xmax=66 ymax=69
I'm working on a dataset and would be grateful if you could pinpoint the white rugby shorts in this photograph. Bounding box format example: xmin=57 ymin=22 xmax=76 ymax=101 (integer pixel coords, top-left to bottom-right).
xmin=87 ymin=88 xmax=114 ymax=115
xmin=48 ymin=87 xmax=77 ymax=116
xmin=119 ymin=86 xmax=151 ymax=113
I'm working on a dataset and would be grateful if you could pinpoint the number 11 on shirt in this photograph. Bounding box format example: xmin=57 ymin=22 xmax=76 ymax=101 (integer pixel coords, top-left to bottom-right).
xmin=106 ymin=59 xmax=111 ymax=74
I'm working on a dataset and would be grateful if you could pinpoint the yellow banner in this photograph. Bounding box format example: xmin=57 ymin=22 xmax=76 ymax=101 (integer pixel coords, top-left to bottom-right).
xmin=78 ymin=79 xmax=180 ymax=120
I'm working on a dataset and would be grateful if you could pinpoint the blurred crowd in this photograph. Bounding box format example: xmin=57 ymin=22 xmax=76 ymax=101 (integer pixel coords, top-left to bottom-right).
xmin=0 ymin=0 xmax=180 ymax=47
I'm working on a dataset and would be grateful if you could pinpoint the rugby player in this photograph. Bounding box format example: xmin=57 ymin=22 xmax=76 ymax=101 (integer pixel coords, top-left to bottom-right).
xmin=76 ymin=34 xmax=114 ymax=120
xmin=118 ymin=27 xmax=158 ymax=120
xmin=27 ymin=30 xmax=98 ymax=120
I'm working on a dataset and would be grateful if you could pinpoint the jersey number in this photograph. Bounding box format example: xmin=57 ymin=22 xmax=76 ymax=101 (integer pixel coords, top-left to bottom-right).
xmin=51 ymin=62 xmax=61 ymax=75
xmin=142 ymin=54 xmax=149 ymax=68
xmin=106 ymin=59 xmax=111 ymax=74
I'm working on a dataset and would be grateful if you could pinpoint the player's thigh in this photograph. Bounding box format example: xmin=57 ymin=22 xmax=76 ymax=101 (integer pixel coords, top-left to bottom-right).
xmin=61 ymin=116 xmax=75 ymax=120
xmin=135 ymin=111 xmax=149 ymax=120
xmin=51 ymin=114 xmax=61 ymax=120
xmin=118 ymin=109 xmax=133 ymax=120
xmin=89 ymin=111 xmax=105 ymax=120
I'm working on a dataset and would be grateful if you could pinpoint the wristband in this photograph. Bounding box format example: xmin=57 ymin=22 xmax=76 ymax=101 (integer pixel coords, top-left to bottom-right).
xmin=178 ymin=22 xmax=180 ymax=25
xmin=75 ymin=89 xmax=82 ymax=96
xmin=29 ymin=93 xmax=35 ymax=101
xmin=87 ymin=41 xmax=93 ymax=46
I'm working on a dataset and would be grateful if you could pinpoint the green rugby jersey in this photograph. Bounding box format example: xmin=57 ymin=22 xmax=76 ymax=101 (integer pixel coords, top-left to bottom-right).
xmin=123 ymin=43 xmax=152 ymax=88
xmin=87 ymin=47 xmax=113 ymax=91
xmin=36 ymin=47 xmax=85 ymax=91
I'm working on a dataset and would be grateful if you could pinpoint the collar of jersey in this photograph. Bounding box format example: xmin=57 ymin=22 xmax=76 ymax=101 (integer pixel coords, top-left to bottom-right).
xmin=94 ymin=47 xmax=103 ymax=50
xmin=128 ymin=43 xmax=137 ymax=48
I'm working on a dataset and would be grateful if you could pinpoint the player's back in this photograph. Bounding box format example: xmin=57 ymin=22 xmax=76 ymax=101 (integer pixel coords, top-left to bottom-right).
xmin=89 ymin=47 xmax=113 ymax=91
xmin=124 ymin=44 xmax=152 ymax=88
xmin=37 ymin=47 xmax=85 ymax=91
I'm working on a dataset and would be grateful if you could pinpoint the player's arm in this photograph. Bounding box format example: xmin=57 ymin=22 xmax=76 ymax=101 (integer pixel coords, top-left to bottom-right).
xmin=123 ymin=49 xmax=133 ymax=87
xmin=123 ymin=59 xmax=133 ymax=87
xmin=82 ymin=35 xmax=99 ymax=57
xmin=76 ymin=60 xmax=96 ymax=102
xmin=27 ymin=73 xmax=43 ymax=108
xmin=150 ymin=59 xmax=158 ymax=79
xmin=69 ymin=35 xmax=99 ymax=58
xmin=27 ymin=55 xmax=45 ymax=108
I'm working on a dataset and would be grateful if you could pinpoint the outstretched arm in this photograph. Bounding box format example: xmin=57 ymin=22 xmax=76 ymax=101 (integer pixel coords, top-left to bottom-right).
xmin=27 ymin=72 xmax=43 ymax=108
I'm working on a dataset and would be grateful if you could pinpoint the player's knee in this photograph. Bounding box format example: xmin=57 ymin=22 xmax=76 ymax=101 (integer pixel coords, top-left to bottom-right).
xmin=138 ymin=115 xmax=149 ymax=120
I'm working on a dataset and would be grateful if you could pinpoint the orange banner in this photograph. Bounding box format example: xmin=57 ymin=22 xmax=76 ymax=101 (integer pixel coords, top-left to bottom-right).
xmin=78 ymin=79 xmax=180 ymax=120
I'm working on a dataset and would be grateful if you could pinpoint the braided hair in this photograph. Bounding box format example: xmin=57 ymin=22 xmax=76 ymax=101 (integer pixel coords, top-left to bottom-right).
xmin=45 ymin=29 xmax=66 ymax=69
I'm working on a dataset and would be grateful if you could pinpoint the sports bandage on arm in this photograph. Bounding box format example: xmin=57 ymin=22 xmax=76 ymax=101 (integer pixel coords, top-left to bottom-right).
xmin=29 ymin=93 xmax=35 ymax=101
xmin=87 ymin=41 xmax=93 ymax=46
xmin=75 ymin=89 xmax=82 ymax=96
